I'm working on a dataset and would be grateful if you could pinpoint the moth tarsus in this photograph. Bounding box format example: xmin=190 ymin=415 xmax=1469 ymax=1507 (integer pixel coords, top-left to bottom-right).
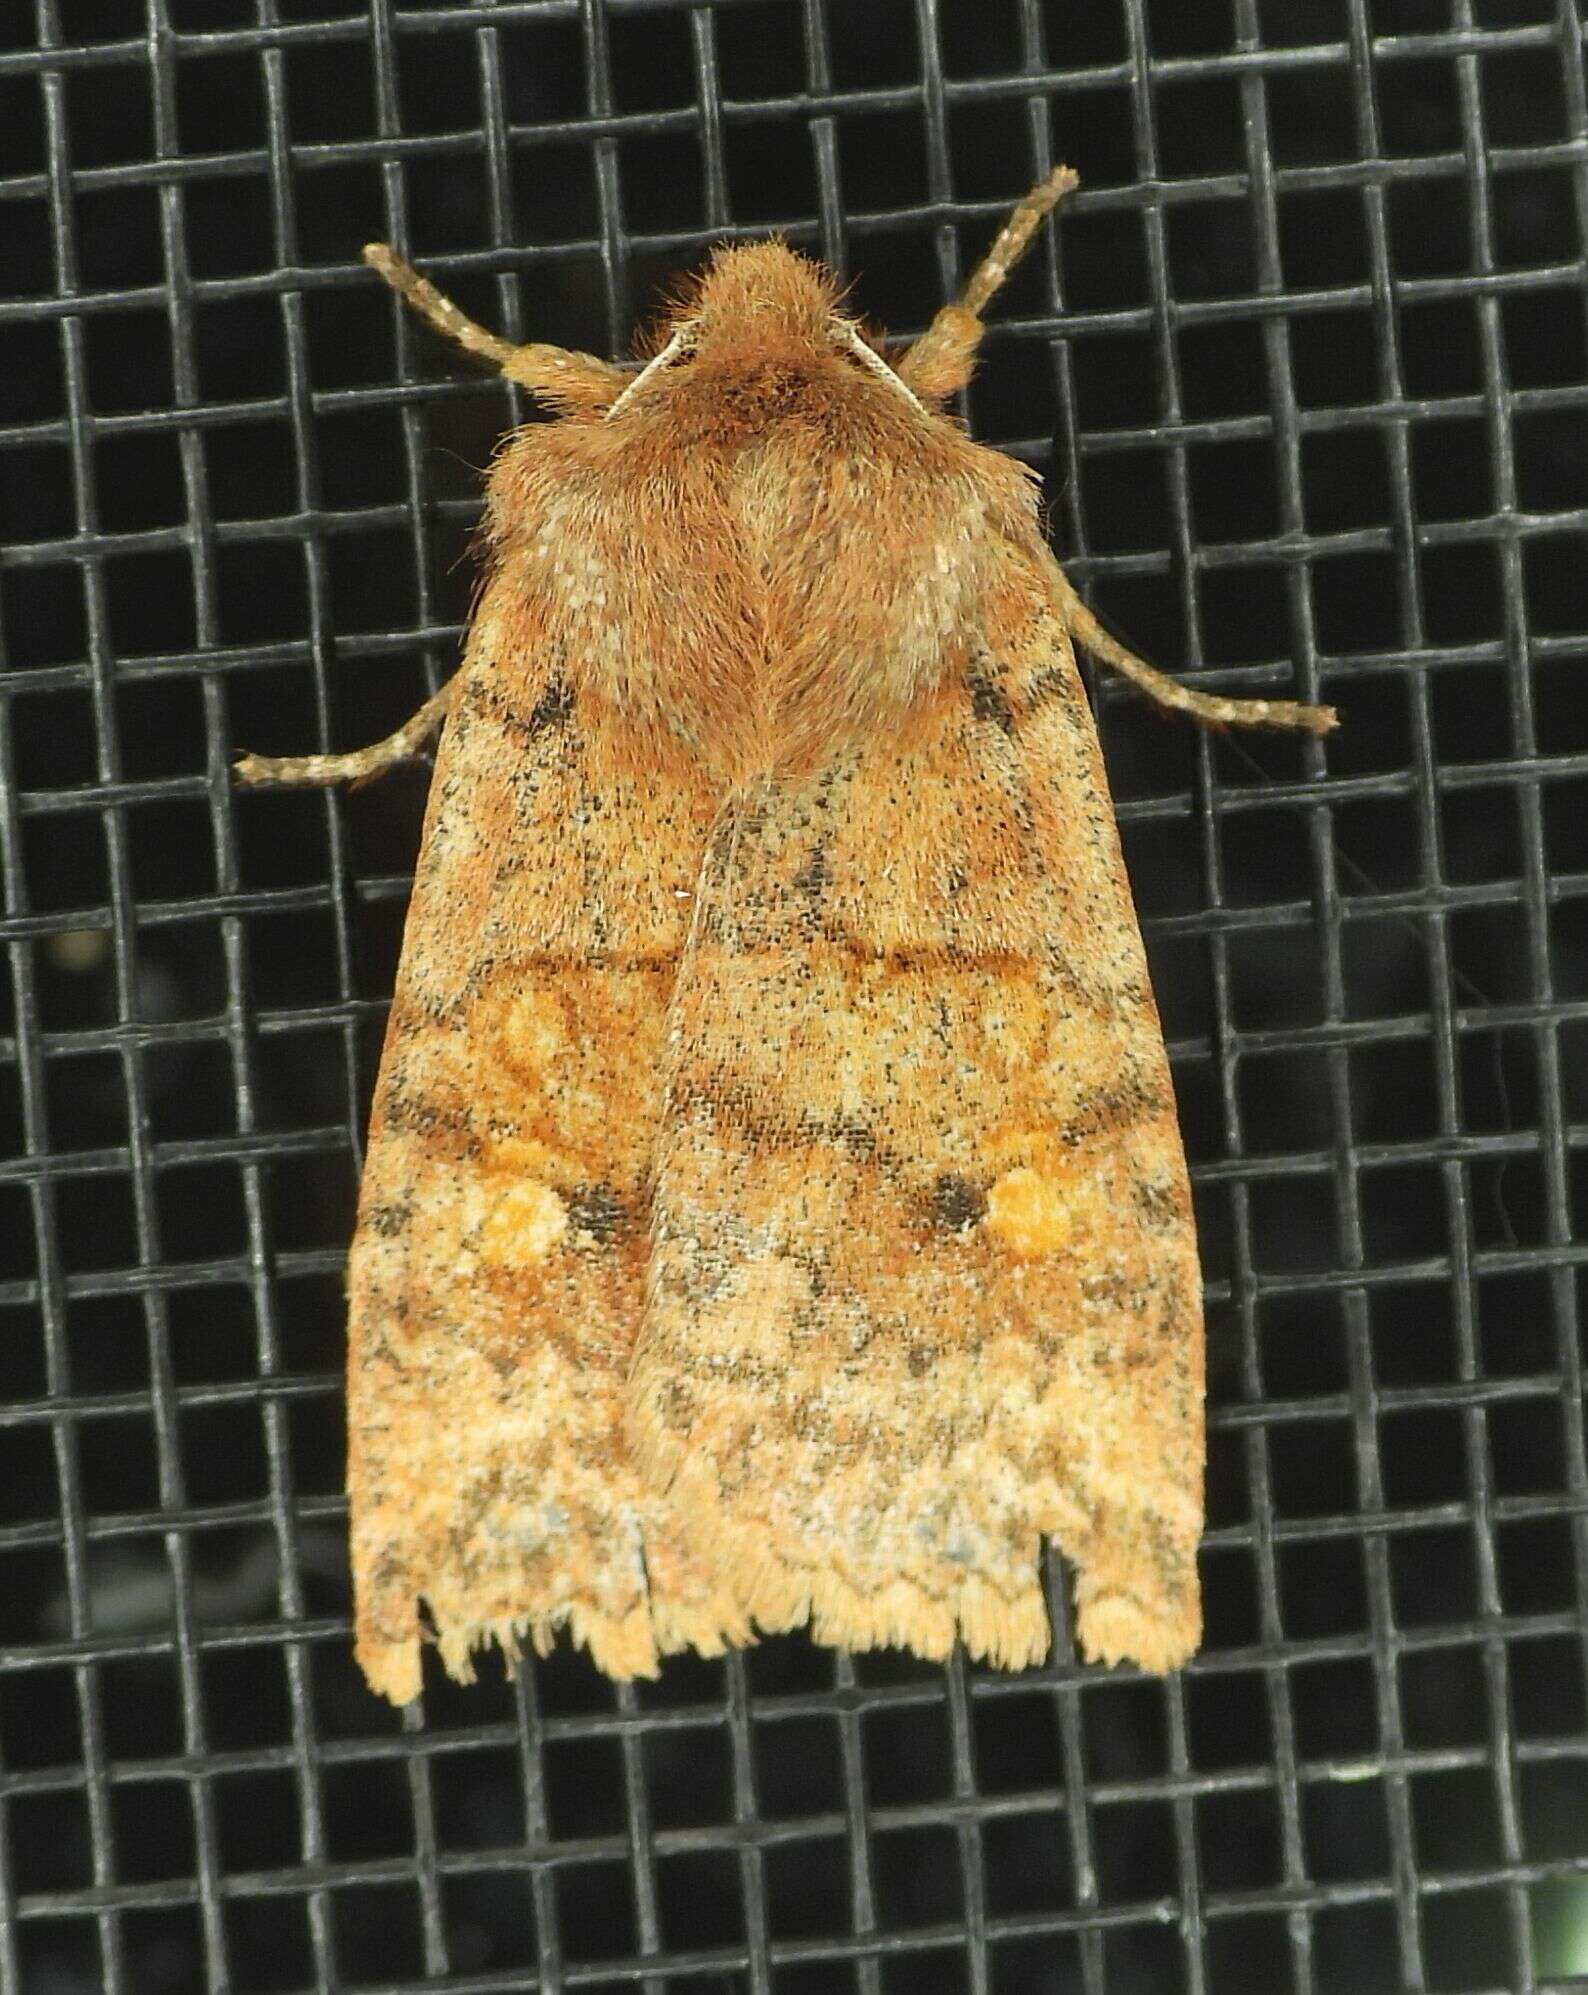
xmin=234 ymin=679 xmax=458 ymax=790
xmin=237 ymin=171 xmax=1334 ymax=1704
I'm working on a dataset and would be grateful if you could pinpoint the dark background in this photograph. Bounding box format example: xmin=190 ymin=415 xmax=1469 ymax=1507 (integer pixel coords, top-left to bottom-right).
xmin=2 ymin=1 xmax=1587 ymax=1990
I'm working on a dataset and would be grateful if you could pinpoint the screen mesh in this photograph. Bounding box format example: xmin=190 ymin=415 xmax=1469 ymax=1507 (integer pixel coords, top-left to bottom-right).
xmin=3 ymin=2 xmax=1587 ymax=1991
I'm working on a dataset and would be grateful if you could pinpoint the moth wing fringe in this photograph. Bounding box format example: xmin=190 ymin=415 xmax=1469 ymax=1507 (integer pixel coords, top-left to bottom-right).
xmin=356 ymin=1563 xmax=755 ymax=1707
xmin=630 ymin=1403 xmax=1057 ymax=1669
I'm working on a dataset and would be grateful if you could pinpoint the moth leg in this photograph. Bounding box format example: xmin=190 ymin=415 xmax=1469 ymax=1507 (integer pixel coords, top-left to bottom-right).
xmin=234 ymin=678 xmax=458 ymax=789
xmin=362 ymin=243 xmax=629 ymax=412
xmin=896 ymin=166 xmax=1078 ymax=400
xmin=1054 ymin=568 xmax=1339 ymax=737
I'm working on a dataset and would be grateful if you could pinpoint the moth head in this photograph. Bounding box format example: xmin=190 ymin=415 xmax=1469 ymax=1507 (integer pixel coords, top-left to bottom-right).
xmin=608 ymin=240 xmax=923 ymax=421
xmin=687 ymin=239 xmax=838 ymax=347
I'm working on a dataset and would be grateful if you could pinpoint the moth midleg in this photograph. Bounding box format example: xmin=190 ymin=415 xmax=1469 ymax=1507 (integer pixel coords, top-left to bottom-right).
xmin=1052 ymin=570 xmax=1339 ymax=737
xmin=898 ymin=173 xmax=1337 ymax=733
xmin=234 ymin=678 xmax=457 ymax=789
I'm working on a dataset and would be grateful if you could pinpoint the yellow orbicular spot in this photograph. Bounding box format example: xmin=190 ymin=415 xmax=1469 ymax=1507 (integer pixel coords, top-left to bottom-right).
xmin=985 ymin=1166 xmax=1073 ymax=1259
xmin=502 ymin=986 xmax=566 ymax=1068
xmin=481 ymin=1181 xmax=569 ymax=1266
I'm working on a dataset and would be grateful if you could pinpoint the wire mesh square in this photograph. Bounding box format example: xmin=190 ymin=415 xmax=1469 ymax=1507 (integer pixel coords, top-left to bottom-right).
xmin=2 ymin=1 xmax=1587 ymax=1991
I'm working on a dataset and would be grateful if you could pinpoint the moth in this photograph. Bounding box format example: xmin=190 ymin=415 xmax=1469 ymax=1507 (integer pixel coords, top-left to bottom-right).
xmin=238 ymin=170 xmax=1334 ymax=1704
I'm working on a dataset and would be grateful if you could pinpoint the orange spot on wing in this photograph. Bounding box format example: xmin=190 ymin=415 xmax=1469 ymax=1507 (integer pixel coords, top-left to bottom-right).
xmin=984 ymin=1166 xmax=1075 ymax=1258
xmin=481 ymin=1180 xmax=570 ymax=1266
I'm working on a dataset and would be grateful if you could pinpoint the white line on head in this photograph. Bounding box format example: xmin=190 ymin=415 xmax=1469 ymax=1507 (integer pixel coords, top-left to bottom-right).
xmin=830 ymin=320 xmax=925 ymax=410
xmin=604 ymin=323 xmax=698 ymax=419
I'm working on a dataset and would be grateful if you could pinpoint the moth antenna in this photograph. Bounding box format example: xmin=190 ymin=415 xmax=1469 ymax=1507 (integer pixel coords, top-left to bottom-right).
xmin=362 ymin=243 xmax=630 ymax=412
xmin=604 ymin=323 xmax=697 ymax=420
xmin=896 ymin=166 xmax=1078 ymax=401
xmin=831 ymin=320 xmax=925 ymax=409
